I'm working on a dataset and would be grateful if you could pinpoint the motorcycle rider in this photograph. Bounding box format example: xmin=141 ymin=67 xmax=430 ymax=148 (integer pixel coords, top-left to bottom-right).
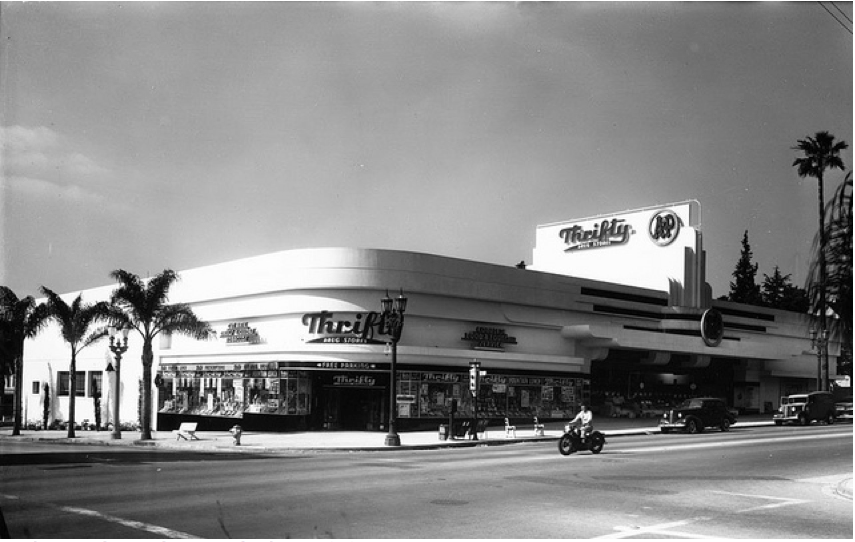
xmin=569 ymin=404 xmax=593 ymax=442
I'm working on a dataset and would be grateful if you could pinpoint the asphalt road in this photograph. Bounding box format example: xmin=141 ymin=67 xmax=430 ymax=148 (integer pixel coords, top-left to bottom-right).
xmin=1 ymin=424 xmax=851 ymax=539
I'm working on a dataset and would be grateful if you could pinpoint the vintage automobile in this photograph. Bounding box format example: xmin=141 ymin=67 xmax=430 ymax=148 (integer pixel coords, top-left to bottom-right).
xmin=773 ymin=391 xmax=837 ymax=426
xmin=659 ymin=397 xmax=737 ymax=434
xmin=835 ymin=399 xmax=853 ymax=422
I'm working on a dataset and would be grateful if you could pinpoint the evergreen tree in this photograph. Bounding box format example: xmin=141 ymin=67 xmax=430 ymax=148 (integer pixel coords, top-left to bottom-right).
xmin=728 ymin=231 xmax=762 ymax=305
xmin=761 ymin=266 xmax=809 ymax=312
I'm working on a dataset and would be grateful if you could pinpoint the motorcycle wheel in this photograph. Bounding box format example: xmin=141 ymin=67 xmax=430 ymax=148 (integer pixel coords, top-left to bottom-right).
xmin=590 ymin=436 xmax=604 ymax=454
xmin=558 ymin=434 xmax=576 ymax=456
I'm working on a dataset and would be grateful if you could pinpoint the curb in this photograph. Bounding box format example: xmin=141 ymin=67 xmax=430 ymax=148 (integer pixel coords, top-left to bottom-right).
xmin=0 ymin=420 xmax=778 ymax=453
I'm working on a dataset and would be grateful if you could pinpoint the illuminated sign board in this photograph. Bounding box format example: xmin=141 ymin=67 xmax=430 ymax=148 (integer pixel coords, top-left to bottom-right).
xmin=559 ymin=219 xmax=634 ymax=252
xmin=648 ymin=209 xmax=682 ymax=247
xmin=302 ymin=311 xmax=388 ymax=344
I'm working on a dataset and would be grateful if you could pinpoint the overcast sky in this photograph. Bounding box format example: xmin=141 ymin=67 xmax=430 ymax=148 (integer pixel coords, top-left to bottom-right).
xmin=1 ymin=1 xmax=852 ymax=300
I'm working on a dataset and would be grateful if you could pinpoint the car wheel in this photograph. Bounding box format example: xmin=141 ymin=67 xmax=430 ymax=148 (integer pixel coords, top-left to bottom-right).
xmin=720 ymin=419 xmax=731 ymax=432
xmin=685 ymin=418 xmax=701 ymax=434
xmin=826 ymin=413 xmax=835 ymax=425
xmin=798 ymin=413 xmax=809 ymax=426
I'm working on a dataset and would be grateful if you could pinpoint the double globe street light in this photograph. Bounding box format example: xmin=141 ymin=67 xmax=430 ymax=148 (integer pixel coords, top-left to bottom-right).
xmin=106 ymin=325 xmax=130 ymax=440
xmin=381 ymin=290 xmax=407 ymax=447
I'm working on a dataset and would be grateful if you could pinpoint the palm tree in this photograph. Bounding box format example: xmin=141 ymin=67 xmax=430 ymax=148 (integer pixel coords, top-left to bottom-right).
xmin=109 ymin=269 xmax=212 ymax=440
xmin=793 ymin=131 xmax=848 ymax=391
xmin=0 ymin=287 xmax=50 ymax=435
xmin=40 ymin=287 xmax=112 ymax=438
xmin=807 ymin=173 xmax=853 ymax=378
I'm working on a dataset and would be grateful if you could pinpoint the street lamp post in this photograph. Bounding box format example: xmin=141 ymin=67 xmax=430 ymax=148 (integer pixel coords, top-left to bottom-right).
xmin=381 ymin=290 xmax=407 ymax=447
xmin=811 ymin=327 xmax=828 ymax=392
xmin=107 ymin=326 xmax=129 ymax=440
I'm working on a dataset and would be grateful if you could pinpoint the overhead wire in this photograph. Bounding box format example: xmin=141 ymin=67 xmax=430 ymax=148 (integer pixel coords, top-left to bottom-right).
xmin=817 ymin=2 xmax=853 ymax=34
xmin=830 ymin=1 xmax=853 ymax=24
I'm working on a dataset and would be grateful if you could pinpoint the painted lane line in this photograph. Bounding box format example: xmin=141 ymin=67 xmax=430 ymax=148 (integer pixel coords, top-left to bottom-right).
xmin=710 ymin=491 xmax=810 ymax=513
xmin=595 ymin=518 xmax=724 ymax=539
xmin=4 ymin=494 xmax=200 ymax=538
xmin=616 ymin=432 xmax=850 ymax=454
xmin=57 ymin=506 xmax=201 ymax=539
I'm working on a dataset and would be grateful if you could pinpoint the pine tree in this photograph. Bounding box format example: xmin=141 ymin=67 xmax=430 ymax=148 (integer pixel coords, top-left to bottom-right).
xmin=761 ymin=266 xmax=809 ymax=312
xmin=728 ymin=231 xmax=761 ymax=305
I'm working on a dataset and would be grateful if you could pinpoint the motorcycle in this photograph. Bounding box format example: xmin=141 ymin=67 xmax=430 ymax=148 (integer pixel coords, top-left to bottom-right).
xmin=557 ymin=424 xmax=606 ymax=455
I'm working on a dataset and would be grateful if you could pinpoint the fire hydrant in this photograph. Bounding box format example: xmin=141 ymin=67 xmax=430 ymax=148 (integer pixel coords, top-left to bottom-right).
xmin=229 ymin=424 xmax=242 ymax=446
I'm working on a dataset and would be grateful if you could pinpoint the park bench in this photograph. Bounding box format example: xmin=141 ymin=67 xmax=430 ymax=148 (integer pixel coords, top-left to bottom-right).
xmin=504 ymin=418 xmax=517 ymax=438
xmin=173 ymin=422 xmax=199 ymax=441
xmin=451 ymin=420 xmax=471 ymax=439
xmin=451 ymin=419 xmax=490 ymax=440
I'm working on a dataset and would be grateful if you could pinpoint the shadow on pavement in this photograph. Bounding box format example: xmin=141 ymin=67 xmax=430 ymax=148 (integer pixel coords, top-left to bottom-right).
xmin=0 ymin=449 xmax=305 ymax=467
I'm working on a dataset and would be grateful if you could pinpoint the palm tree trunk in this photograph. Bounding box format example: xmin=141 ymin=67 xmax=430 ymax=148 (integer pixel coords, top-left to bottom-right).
xmin=68 ymin=352 xmax=77 ymax=438
xmin=818 ymin=173 xmax=829 ymax=391
xmin=140 ymin=343 xmax=154 ymax=440
xmin=12 ymin=354 xmax=23 ymax=436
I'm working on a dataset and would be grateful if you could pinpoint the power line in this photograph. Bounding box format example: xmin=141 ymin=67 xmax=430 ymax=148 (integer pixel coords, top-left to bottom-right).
xmin=818 ymin=2 xmax=853 ymax=34
xmin=831 ymin=1 xmax=853 ymax=24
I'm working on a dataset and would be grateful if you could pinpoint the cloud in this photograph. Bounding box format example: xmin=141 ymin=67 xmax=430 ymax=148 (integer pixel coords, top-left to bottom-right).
xmin=0 ymin=125 xmax=110 ymax=202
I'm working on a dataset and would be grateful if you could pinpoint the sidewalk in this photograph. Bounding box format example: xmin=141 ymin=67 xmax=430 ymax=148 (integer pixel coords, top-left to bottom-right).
xmin=1 ymin=414 xmax=775 ymax=453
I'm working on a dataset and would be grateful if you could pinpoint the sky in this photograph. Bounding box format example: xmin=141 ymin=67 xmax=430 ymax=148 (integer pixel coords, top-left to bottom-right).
xmin=1 ymin=1 xmax=852 ymax=301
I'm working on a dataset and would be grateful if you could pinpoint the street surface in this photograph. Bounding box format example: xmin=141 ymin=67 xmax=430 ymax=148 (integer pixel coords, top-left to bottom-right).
xmin=1 ymin=424 xmax=851 ymax=539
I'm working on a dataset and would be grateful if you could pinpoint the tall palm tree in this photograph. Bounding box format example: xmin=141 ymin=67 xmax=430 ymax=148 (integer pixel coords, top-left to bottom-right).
xmin=0 ymin=287 xmax=50 ymax=435
xmin=793 ymin=131 xmax=849 ymax=390
xmin=807 ymin=173 xmax=853 ymax=377
xmin=109 ymin=269 xmax=212 ymax=440
xmin=40 ymin=287 xmax=112 ymax=438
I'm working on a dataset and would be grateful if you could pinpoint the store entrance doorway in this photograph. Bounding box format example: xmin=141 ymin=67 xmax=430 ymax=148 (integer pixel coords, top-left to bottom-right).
xmin=323 ymin=387 xmax=383 ymax=431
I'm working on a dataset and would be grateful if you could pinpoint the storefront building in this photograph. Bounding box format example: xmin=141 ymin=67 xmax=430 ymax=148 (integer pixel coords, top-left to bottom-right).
xmin=19 ymin=202 xmax=841 ymax=432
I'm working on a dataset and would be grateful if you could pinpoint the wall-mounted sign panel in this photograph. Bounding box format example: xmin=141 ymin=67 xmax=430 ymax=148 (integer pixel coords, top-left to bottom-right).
xmin=530 ymin=201 xmax=702 ymax=294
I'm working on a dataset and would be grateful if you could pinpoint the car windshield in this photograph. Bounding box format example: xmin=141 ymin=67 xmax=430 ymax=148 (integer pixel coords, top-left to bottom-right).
xmin=787 ymin=395 xmax=808 ymax=404
xmin=679 ymin=399 xmax=704 ymax=409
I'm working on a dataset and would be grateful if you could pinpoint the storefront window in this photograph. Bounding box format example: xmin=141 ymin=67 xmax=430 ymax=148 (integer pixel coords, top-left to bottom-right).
xmin=157 ymin=365 xmax=312 ymax=418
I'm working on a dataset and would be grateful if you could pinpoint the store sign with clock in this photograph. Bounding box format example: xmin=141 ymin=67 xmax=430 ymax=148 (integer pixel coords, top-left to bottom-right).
xmin=700 ymin=308 xmax=724 ymax=347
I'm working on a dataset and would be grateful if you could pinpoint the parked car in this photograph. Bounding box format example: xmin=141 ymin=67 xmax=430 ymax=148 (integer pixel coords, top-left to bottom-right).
xmin=834 ymin=398 xmax=853 ymax=423
xmin=772 ymin=391 xmax=836 ymax=426
xmin=659 ymin=397 xmax=737 ymax=433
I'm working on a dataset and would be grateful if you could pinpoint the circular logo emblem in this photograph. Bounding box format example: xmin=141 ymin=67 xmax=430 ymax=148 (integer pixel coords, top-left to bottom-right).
xmin=700 ymin=308 xmax=724 ymax=347
xmin=648 ymin=209 xmax=682 ymax=246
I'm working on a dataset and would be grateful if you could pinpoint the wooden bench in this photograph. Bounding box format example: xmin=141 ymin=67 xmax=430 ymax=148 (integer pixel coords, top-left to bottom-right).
xmin=173 ymin=422 xmax=199 ymax=441
xmin=504 ymin=417 xmax=517 ymax=438
xmin=451 ymin=420 xmax=471 ymax=439
xmin=451 ymin=419 xmax=490 ymax=440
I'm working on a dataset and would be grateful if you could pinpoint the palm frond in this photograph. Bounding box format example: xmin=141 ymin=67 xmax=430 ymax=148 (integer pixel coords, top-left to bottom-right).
xmin=144 ymin=270 xmax=180 ymax=315
xmin=79 ymin=328 xmax=110 ymax=353
xmin=154 ymin=303 xmax=213 ymax=340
